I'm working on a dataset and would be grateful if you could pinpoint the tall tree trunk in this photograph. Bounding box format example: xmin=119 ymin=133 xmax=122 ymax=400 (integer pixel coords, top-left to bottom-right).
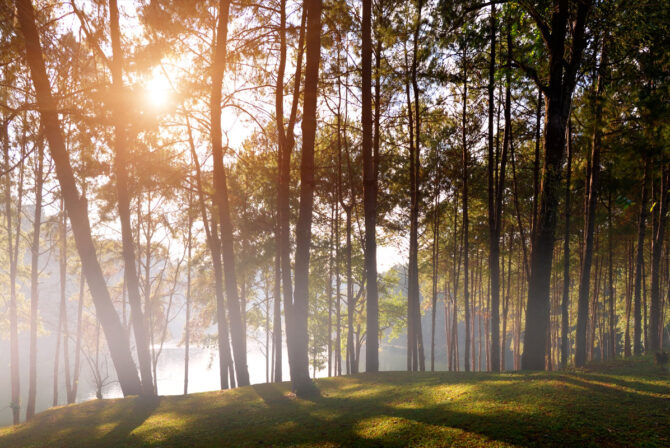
xmin=109 ymin=0 xmax=154 ymax=396
xmin=71 ymin=267 xmax=84 ymax=400
xmin=184 ymin=190 xmax=192 ymax=395
xmin=607 ymin=186 xmax=615 ymax=360
xmin=26 ymin=135 xmax=44 ymax=420
xmin=345 ymin=208 xmax=355 ymax=374
xmin=186 ymin=118 xmax=231 ymax=389
xmin=575 ymin=41 xmax=607 ymax=367
xmin=16 ymin=0 xmax=142 ymax=395
xmin=362 ymin=0 xmax=379 ymax=373
xmin=561 ymin=120 xmax=572 ymax=368
xmin=430 ymin=182 xmax=440 ymax=372
xmin=634 ymin=156 xmax=651 ymax=355
xmin=276 ymin=0 xmax=306 ymax=386
xmin=522 ymin=0 xmax=591 ymax=370
xmin=210 ymin=0 xmax=249 ymax=386
xmin=650 ymin=165 xmax=669 ymax=353
xmin=412 ymin=0 xmax=425 ymax=372
xmin=290 ymin=0 xmax=322 ymax=396
xmin=57 ymin=202 xmax=73 ymax=404
xmin=486 ymin=1 xmax=499 ymax=373
xmin=461 ymin=43 xmax=471 ymax=373
xmin=4 ymin=117 xmax=24 ymax=424
xmin=273 ymin=222 xmax=283 ymax=382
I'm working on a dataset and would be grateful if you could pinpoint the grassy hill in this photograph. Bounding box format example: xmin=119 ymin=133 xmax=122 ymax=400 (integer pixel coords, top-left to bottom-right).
xmin=1 ymin=359 xmax=668 ymax=448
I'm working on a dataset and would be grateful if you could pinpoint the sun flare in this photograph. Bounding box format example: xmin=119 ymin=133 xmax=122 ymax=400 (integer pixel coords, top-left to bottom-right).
xmin=145 ymin=71 xmax=171 ymax=109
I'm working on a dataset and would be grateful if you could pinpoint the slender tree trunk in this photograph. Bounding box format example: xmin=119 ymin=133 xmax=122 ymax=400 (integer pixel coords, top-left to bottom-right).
xmin=273 ymin=223 xmax=283 ymax=382
xmin=26 ymin=135 xmax=44 ymax=420
xmin=561 ymin=120 xmax=572 ymax=368
xmin=607 ymin=187 xmax=615 ymax=360
xmin=186 ymin=119 xmax=231 ymax=389
xmin=650 ymin=165 xmax=669 ymax=353
xmin=431 ymin=184 xmax=440 ymax=372
xmin=362 ymin=0 xmax=379 ymax=373
xmin=57 ymin=202 xmax=73 ymax=404
xmin=71 ymin=239 xmax=85 ymax=402
xmin=575 ymin=41 xmax=607 ymax=367
xmin=486 ymin=1 xmax=500 ymax=373
xmin=461 ymin=44 xmax=471 ymax=372
xmin=210 ymin=0 xmax=250 ymax=387
xmin=634 ymin=157 xmax=651 ymax=355
xmin=16 ymin=0 xmax=142 ymax=395
xmin=290 ymin=0 xmax=322 ymax=396
xmin=5 ymin=118 xmax=24 ymax=424
xmin=184 ymin=190 xmax=192 ymax=395
xmin=345 ymin=208 xmax=355 ymax=374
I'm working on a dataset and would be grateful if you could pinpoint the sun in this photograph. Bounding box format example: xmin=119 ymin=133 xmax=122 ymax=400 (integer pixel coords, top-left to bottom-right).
xmin=145 ymin=70 xmax=172 ymax=109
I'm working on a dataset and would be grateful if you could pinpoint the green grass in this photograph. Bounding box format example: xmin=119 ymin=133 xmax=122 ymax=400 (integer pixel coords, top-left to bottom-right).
xmin=1 ymin=359 xmax=668 ymax=447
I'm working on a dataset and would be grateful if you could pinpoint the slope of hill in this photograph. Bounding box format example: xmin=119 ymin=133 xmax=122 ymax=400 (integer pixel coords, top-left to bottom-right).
xmin=0 ymin=360 xmax=667 ymax=448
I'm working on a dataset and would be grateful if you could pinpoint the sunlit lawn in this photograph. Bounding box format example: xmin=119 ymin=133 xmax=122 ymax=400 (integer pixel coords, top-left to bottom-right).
xmin=1 ymin=359 xmax=668 ymax=447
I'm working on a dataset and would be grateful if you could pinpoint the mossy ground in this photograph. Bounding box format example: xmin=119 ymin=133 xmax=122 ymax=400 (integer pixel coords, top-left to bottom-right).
xmin=1 ymin=359 xmax=668 ymax=447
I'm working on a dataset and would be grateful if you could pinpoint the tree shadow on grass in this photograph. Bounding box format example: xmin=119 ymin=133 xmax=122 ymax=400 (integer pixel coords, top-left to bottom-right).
xmin=97 ymin=396 xmax=159 ymax=446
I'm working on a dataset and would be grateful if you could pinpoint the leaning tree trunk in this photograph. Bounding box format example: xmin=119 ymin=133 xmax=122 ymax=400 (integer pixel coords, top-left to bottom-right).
xmin=16 ymin=0 xmax=142 ymax=395
xmin=210 ymin=0 xmax=250 ymax=387
xmin=290 ymin=0 xmax=322 ymax=397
